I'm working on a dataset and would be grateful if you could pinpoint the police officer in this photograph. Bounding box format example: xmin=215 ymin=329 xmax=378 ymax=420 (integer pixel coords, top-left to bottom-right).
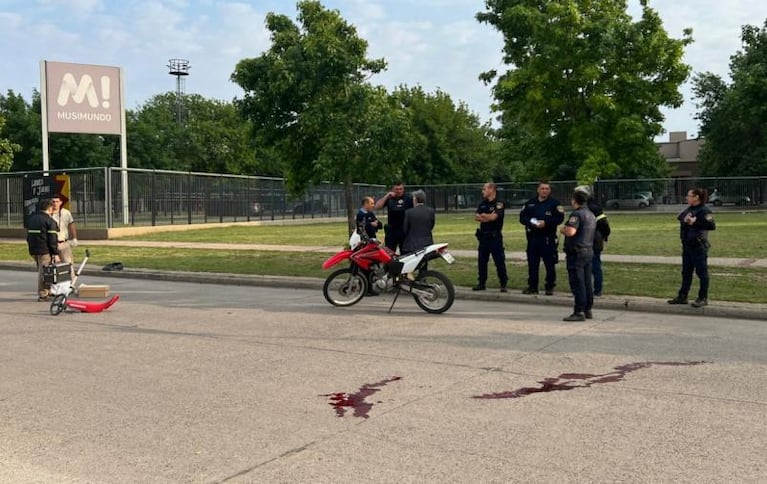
xmin=668 ymin=187 xmax=716 ymax=307
xmin=574 ymin=185 xmax=611 ymax=297
xmin=473 ymin=182 xmax=508 ymax=292
xmin=560 ymin=190 xmax=596 ymax=321
xmin=375 ymin=181 xmax=413 ymax=253
xmin=26 ymin=198 xmax=61 ymax=301
xmin=519 ymin=181 xmax=565 ymax=295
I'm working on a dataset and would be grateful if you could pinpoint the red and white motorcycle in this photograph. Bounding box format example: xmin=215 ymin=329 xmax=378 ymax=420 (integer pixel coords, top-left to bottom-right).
xmin=321 ymin=231 xmax=456 ymax=314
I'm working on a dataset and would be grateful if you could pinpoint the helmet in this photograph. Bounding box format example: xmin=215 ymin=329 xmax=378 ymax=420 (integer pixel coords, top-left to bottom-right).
xmin=574 ymin=185 xmax=592 ymax=198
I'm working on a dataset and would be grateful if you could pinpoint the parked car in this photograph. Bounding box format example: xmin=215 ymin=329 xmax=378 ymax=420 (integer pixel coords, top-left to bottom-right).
xmin=708 ymin=191 xmax=752 ymax=206
xmin=605 ymin=193 xmax=651 ymax=209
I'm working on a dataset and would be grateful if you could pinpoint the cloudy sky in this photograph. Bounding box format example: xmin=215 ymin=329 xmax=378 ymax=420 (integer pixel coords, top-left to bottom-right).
xmin=2 ymin=0 xmax=766 ymax=141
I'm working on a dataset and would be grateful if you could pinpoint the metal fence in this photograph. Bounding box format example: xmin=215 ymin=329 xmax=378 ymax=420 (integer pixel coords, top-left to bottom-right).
xmin=1 ymin=168 xmax=765 ymax=229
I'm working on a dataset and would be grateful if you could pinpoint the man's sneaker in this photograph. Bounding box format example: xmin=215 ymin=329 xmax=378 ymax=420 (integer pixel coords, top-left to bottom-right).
xmin=563 ymin=312 xmax=586 ymax=322
xmin=37 ymin=295 xmax=50 ymax=302
xmin=545 ymin=289 xmax=554 ymax=296
xmin=584 ymin=310 xmax=593 ymax=319
xmin=472 ymin=285 xmax=486 ymax=291
xmin=522 ymin=288 xmax=538 ymax=295
xmin=667 ymin=296 xmax=688 ymax=305
xmin=499 ymin=286 xmax=508 ymax=293
xmin=691 ymin=298 xmax=708 ymax=308
xmin=593 ymin=291 xmax=602 ymax=297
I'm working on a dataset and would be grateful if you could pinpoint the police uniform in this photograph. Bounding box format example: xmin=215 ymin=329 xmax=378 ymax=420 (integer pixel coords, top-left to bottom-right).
xmin=382 ymin=195 xmax=414 ymax=252
xmin=587 ymin=199 xmax=611 ymax=296
xmin=519 ymin=196 xmax=565 ymax=293
xmin=355 ymin=208 xmax=379 ymax=239
xmin=475 ymin=198 xmax=508 ymax=289
xmin=26 ymin=210 xmax=60 ymax=299
xmin=563 ymin=206 xmax=596 ymax=318
xmin=672 ymin=203 xmax=716 ymax=305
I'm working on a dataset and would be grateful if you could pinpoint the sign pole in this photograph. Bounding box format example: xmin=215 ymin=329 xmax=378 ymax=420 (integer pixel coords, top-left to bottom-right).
xmin=119 ymin=67 xmax=129 ymax=226
xmin=39 ymin=60 xmax=50 ymax=174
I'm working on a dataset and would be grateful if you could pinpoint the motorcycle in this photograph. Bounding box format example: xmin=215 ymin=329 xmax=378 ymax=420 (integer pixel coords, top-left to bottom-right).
xmin=321 ymin=230 xmax=456 ymax=314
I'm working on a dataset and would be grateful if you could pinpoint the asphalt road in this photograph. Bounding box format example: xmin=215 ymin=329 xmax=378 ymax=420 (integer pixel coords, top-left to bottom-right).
xmin=1 ymin=270 xmax=766 ymax=483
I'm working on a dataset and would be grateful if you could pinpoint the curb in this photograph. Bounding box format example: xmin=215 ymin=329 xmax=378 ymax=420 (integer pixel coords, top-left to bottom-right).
xmin=2 ymin=261 xmax=764 ymax=322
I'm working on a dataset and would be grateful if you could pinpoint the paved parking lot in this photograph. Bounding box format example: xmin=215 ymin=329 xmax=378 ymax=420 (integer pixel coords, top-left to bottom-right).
xmin=1 ymin=270 xmax=766 ymax=483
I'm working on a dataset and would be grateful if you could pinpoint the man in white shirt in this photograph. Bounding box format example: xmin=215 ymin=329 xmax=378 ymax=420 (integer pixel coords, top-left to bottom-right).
xmin=51 ymin=196 xmax=78 ymax=280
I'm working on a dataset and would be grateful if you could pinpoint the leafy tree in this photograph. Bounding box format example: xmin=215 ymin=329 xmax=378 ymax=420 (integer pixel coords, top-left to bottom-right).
xmin=127 ymin=93 xmax=256 ymax=174
xmin=0 ymin=90 xmax=118 ymax=171
xmin=477 ymin=0 xmax=692 ymax=182
xmin=0 ymin=113 xmax=21 ymax=171
xmin=392 ymin=85 xmax=499 ymax=184
xmin=693 ymin=22 xmax=767 ymax=176
xmin=232 ymin=1 xmax=413 ymax=231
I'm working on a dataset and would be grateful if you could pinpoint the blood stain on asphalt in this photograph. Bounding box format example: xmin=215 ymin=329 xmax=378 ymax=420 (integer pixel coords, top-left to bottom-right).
xmin=321 ymin=376 xmax=402 ymax=418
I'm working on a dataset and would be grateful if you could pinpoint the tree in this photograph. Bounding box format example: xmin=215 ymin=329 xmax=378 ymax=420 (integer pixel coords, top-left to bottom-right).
xmin=0 ymin=90 xmax=118 ymax=171
xmin=127 ymin=93 xmax=257 ymax=174
xmin=693 ymin=21 xmax=767 ymax=176
xmin=232 ymin=1 xmax=413 ymax=232
xmin=391 ymin=85 xmax=500 ymax=184
xmin=0 ymin=113 xmax=21 ymax=171
xmin=477 ymin=0 xmax=692 ymax=182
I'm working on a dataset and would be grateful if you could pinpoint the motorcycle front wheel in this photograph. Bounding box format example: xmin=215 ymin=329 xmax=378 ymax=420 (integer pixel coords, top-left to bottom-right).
xmin=323 ymin=268 xmax=367 ymax=307
xmin=412 ymin=270 xmax=455 ymax=314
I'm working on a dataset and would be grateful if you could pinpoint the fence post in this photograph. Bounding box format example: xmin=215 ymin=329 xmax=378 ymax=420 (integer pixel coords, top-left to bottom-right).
xmin=151 ymin=170 xmax=157 ymax=226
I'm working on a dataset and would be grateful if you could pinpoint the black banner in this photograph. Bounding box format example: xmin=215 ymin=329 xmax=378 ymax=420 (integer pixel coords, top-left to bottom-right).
xmin=23 ymin=175 xmax=57 ymax=228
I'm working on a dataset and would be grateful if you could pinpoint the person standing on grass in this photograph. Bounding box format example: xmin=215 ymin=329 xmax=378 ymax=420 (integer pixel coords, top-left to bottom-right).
xmin=473 ymin=182 xmax=509 ymax=292
xmin=26 ymin=198 xmax=60 ymax=301
xmin=402 ymin=189 xmax=435 ymax=254
xmin=355 ymin=196 xmax=381 ymax=239
xmin=668 ymin=188 xmax=716 ymax=308
xmin=519 ymin=181 xmax=565 ymax=295
xmin=375 ymin=181 xmax=413 ymax=253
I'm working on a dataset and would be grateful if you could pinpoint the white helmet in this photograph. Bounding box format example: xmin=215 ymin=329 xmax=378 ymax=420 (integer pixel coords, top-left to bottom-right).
xmin=574 ymin=185 xmax=592 ymax=198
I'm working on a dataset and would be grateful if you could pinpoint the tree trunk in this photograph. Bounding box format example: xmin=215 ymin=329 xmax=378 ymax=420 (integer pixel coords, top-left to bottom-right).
xmin=344 ymin=175 xmax=355 ymax=234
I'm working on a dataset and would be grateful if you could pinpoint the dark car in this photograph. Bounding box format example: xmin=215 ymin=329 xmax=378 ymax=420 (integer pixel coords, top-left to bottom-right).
xmin=708 ymin=191 xmax=752 ymax=206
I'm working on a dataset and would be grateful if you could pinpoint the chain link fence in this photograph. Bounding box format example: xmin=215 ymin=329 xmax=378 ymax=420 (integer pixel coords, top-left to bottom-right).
xmin=1 ymin=168 xmax=765 ymax=229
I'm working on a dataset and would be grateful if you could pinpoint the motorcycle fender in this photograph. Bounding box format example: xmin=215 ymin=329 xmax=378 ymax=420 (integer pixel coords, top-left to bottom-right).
xmin=322 ymin=250 xmax=354 ymax=270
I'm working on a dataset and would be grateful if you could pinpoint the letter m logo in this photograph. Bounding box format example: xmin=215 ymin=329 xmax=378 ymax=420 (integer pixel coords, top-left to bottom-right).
xmin=57 ymin=73 xmax=99 ymax=108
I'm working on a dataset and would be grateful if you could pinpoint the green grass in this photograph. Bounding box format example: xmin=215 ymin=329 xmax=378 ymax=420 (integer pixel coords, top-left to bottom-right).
xmin=124 ymin=211 xmax=767 ymax=258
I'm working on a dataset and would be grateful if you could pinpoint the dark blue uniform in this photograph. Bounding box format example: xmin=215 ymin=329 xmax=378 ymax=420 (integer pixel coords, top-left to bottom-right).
xmin=519 ymin=196 xmax=565 ymax=292
xmin=675 ymin=204 xmax=716 ymax=301
xmin=475 ymin=198 xmax=508 ymax=288
xmin=382 ymin=195 xmax=414 ymax=252
xmin=563 ymin=207 xmax=596 ymax=315
xmin=355 ymin=208 xmax=379 ymax=239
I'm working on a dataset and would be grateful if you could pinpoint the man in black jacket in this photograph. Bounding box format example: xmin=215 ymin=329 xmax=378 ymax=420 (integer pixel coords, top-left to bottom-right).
xmin=26 ymin=198 xmax=61 ymax=301
xmin=402 ymin=189 xmax=435 ymax=254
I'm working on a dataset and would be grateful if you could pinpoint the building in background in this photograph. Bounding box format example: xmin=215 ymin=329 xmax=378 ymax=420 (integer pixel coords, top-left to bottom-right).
xmin=657 ymin=131 xmax=704 ymax=177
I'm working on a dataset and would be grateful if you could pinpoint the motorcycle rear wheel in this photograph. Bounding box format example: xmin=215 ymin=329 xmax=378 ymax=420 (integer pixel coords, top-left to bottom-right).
xmin=323 ymin=268 xmax=367 ymax=307
xmin=412 ymin=270 xmax=455 ymax=314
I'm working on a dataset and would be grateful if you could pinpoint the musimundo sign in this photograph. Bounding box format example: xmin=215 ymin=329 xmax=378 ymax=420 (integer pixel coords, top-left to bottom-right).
xmin=43 ymin=61 xmax=123 ymax=135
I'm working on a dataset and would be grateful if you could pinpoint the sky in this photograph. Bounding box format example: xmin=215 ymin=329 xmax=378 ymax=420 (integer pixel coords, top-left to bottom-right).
xmin=1 ymin=0 xmax=766 ymax=141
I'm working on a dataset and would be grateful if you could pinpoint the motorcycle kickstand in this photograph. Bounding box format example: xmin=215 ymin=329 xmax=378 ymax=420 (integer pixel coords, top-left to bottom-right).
xmin=388 ymin=286 xmax=402 ymax=313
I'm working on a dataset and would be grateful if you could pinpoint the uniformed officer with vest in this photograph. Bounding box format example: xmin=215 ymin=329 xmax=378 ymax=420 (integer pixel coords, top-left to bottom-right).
xmin=473 ymin=182 xmax=508 ymax=292
xmin=574 ymin=185 xmax=611 ymax=297
xmin=560 ymin=190 xmax=596 ymax=321
xmin=375 ymin=181 xmax=413 ymax=253
xmin=26 ymin=198 xmax=61 ymax=301
xmin=519 ymin=181 xmax=565 ymax=295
